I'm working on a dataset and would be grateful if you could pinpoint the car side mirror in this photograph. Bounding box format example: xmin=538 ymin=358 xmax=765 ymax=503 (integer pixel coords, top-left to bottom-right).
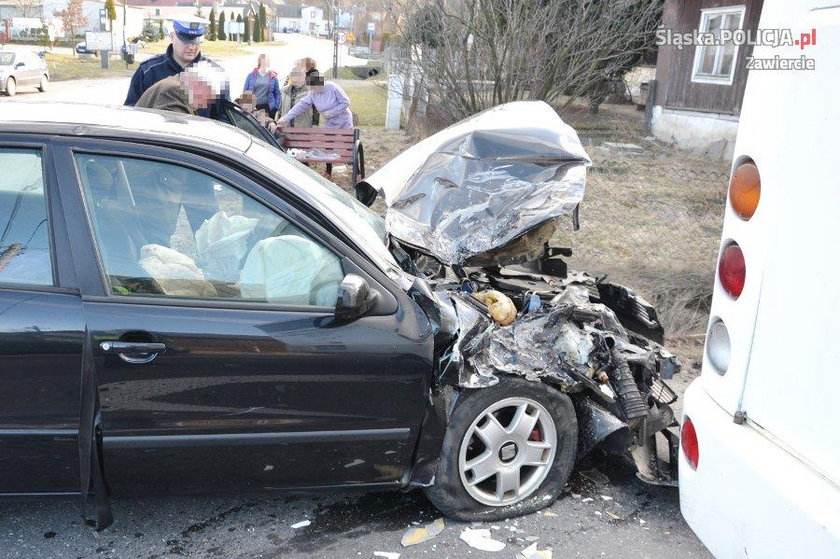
xmin=334 ymin=273 xmax=378 ymax=322
xmin=14 ymin=62 xmax=24 ymax=68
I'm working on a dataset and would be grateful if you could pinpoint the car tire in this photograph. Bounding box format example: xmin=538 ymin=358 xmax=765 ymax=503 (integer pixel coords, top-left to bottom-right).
xmin=424 ymin=377 xmax=578 ymax=521
xmin=38 ymin=74 xmax=48 ymax=92
xmin=4 ymin=77 xmax=15 ymax=97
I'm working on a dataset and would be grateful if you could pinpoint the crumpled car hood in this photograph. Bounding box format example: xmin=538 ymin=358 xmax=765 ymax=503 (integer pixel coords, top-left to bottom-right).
xmin=362 ymin=101 xmax=591 ymax=266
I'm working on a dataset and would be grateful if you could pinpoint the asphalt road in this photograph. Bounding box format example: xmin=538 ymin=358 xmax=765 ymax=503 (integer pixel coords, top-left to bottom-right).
xmin=0 ymin=452 xmax=710 ymax=559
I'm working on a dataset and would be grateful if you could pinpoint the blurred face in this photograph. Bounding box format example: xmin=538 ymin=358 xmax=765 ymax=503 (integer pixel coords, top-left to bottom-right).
xmin=182 ymin=75 xmax=214 ymax=110
xmin=170 ymin=31 xmax=202 ymax=67
xmin=259 ymin=55 xmax=269 ymax=69
xmin=290 ymin=70 xmax=305 ymax=87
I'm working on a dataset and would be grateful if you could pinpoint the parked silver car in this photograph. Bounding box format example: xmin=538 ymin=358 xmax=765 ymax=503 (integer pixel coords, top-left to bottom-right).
xmin=0 ymin=50 xmax=49 ymax=96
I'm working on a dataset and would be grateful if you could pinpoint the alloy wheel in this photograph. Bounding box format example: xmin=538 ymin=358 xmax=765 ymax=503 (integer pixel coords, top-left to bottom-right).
xmin=458 ymin=397 xmax=557 ymax=506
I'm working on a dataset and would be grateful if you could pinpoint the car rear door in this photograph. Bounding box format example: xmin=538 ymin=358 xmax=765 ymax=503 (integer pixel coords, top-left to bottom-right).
xmin=53 ymin=138 xmax=434 ymax=495
xmin=0 ymin=137 xmax=85 ymax=495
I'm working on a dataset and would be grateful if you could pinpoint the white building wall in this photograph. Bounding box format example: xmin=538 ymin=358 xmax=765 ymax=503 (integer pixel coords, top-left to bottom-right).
xmin=650 ymin=106 xmax=739 ymax=160
xmin=300 ymin=6 xmax=327 ymax=36
xmin=276 ymin=17 xmax=301 ymax=32
xmin=43 ymin=0 xmax=144 ymax=39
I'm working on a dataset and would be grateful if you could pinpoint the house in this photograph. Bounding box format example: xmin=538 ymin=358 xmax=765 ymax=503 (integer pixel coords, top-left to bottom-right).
xmin=650 ymin=0 xmax=764 ymax=159
xmin=123 ymin=0 xmax=219 ymax=24
xmin=124 ymin=0 xmax=277 ymax=37
xmin=300 ymin=5 xmax=327 ymax=36
xmin=275 ymin=4 xmax=301 ymax=33
xmin=0 ymin=0 xmax=43 ymax=20
xmin=42 ymin=0 xmax=144 ymax=40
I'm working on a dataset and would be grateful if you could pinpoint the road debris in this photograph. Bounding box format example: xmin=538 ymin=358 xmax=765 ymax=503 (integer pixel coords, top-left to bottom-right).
xmin=517 ymin=542 xmax=553 ymax=559
xmin=543 ymin=511 xmax=558 ymax=518
xmin=401 ymin=518 xmax=444 ymax=547
xmin=373 ymin=553 xmax=400 ymax=559
xmin=600 ymin=495 xmax=613 ymax=501
xmin=459 ymin=528 xmax=506 ymax=552
xmin=580 ymin=468 xmax=611 ymax=485
xmin=606 ymin=511 xmax=622 ymax=520
xmin=290 ymin=520 xmax=311 ymax=529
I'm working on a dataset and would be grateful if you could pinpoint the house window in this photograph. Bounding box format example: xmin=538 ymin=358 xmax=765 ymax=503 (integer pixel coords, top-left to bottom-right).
xmin=691 ymin=6 xmax=746 ymax=85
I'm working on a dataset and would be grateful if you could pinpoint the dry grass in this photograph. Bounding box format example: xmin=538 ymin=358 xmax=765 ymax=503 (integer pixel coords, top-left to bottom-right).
xmin=44 ymin=52 xmax=135 ymax=81
xmin=558 ymin=114 xmax=729 ymax=336
xmin=142 ymin=39 xmax=250 ymax=58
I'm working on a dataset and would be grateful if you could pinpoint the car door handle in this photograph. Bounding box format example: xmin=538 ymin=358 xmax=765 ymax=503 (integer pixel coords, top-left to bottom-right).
xmin=100 ymin=341 xmax=166 ymax=355
xmin=99 ymin=341 xmax=166 ymax=364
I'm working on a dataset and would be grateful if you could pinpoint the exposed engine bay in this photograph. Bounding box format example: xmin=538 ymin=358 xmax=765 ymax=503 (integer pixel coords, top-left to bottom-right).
xmin=396 ymin=243 xmax=681 ymax=487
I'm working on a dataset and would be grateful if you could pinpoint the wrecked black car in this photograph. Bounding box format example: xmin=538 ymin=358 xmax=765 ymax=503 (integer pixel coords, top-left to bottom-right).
xmin=0 ymin=101 xmax=678 ymax=529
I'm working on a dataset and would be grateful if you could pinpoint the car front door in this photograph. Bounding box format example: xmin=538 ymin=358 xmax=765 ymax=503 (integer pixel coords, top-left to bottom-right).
xmin=0 ymin=139 xmax=85 ymax=495
xmin=13 ymin=54 xmax=31 ymax=87
xmin=54 ymin=139 xmax=434 ymax=494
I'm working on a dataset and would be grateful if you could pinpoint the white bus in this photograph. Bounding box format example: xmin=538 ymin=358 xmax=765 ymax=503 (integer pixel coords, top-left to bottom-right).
xmin=679 ymin=2 xmax=840 ymax=557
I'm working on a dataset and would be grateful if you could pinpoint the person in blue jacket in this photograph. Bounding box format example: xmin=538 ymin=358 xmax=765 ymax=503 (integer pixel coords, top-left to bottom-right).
xmin=125 ymin=17 xmax=226 ymax=119
xmin=243 ymin=54 xmax=281 ymax=119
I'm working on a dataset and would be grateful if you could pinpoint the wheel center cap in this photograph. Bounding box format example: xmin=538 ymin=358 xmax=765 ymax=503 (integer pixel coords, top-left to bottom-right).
xmin=499 ymin=442 xmax=518 ymax=463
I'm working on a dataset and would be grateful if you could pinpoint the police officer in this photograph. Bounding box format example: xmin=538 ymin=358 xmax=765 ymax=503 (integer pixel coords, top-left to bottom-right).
xmin=125 ymin=17 xmax=221 ymax=110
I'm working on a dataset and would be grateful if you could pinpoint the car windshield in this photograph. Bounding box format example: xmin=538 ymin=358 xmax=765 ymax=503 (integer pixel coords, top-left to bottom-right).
xmin=244 ymin=141 xmax=397 ymax=270
xmin=0 ymin=53 xmax=14 ymax=66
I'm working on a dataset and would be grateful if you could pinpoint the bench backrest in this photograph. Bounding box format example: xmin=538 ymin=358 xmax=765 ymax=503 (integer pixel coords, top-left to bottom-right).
xmin=280 ymin=127 xmax=359 ymax=163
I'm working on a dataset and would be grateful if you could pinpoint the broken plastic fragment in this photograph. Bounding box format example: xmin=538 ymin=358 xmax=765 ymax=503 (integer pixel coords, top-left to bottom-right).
xmin=517 ymin=542 xmax=553 ymax=559
xmin=401 ymin=518 xmax=444 ymax=547
xmin=459 ymin=528 xmax=506 ymax=552
xmin=373 ymin=553 xmax=401 ymax=559
xmin=543 ymin=511 xmax=558 ymax=518
xmin=290 ymin=520 xmax=311 ymax=529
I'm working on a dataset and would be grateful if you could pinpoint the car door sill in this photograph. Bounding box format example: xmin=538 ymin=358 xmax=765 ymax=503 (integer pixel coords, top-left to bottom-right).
xmin=103 ymin=428 xmax=412 ymax=449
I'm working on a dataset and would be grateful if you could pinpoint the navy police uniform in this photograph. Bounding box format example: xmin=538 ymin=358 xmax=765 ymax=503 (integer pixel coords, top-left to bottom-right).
xmin=124 ymin=19 xmax=226 ymax=117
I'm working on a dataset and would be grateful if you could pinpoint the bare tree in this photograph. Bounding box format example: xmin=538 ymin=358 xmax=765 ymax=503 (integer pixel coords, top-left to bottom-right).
xmin=54 ymin=0 xmax=88 ymax=41
xmin=391 ymin=0 xmax=662 ymax=125
xmin=13 ymin=0 xmax=43 ymax=19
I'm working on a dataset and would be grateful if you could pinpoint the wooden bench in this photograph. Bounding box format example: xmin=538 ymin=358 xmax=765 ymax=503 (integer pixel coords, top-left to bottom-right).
xmin=279 ymin=127 xmax=366 ymax=185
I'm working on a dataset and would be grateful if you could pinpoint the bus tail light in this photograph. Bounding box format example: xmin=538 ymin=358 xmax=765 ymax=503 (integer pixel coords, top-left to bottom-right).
xmin=729 ymin=160 xmax=761 ymax=220
xmin=706 ymin=319 xmax=731 ymax=374
xmin=719 ymin=242 xmax=746 ymax=298
xmin=681 ymin=417 xmax=699 ymax=470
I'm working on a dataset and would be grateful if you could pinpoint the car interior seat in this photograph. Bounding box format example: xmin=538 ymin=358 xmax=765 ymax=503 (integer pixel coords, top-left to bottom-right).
xmin=79 ymin=159 xmax=160 ymax=294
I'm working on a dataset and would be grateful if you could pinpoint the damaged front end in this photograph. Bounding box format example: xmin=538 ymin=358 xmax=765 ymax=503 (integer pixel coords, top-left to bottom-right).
xmin=408 ymin=264 xmax=681 ymax=487
xmin=363 ymin=101 xmax=681 ymax=487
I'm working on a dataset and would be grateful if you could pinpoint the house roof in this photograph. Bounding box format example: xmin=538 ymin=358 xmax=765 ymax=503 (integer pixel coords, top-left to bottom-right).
xmin=124 ymin=0 xmax=217 ymax=7
xmin=275 ymin=5 xmax=301 ymax=18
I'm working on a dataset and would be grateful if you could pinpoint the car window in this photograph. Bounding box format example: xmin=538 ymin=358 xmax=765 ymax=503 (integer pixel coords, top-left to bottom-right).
xmin=0 ymin=149 xmax=53 ymax=286
xmin=0 ymin=53 xmax=14 ymax=66
xmin=75 ymin=153 xmax=344 ymax=306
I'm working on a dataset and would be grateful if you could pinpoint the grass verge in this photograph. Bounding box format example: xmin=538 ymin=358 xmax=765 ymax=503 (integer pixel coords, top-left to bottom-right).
xmin=338 ymin=79 xmax=387 ymax=127
xmin=44 ymin=52 xmax=135 ymax=81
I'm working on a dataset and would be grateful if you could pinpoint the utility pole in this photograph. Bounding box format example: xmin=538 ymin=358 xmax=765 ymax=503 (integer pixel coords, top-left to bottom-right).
xmin=332 ymin=2 xmax=339 ymax=78
xmin=122 ymin=0 xmax=126 ymax=60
